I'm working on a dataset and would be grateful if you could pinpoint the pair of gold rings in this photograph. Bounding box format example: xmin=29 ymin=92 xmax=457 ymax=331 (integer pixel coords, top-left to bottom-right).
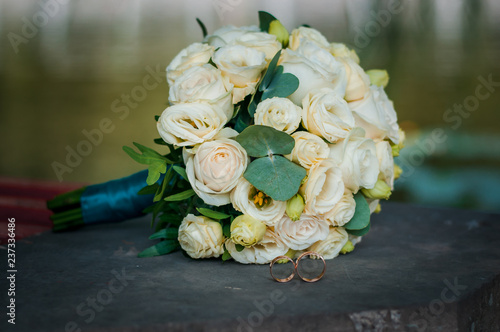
xmin=269 ymin=251 xmax=326 ymax=283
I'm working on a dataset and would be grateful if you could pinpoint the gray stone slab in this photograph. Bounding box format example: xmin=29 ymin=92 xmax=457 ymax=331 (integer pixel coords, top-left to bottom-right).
xmin=2 ymin=202 xmax=500 ymax=332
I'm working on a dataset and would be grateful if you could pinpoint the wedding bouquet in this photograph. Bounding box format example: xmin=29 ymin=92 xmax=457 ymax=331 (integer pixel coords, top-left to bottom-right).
xmin=48 ymin=12 xmax=404 ymax=264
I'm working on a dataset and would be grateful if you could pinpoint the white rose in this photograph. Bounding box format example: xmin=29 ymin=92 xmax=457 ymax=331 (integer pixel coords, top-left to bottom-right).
xmin=212 ymin=45 xmax=267 ymax=103
xmin=329 ymin=127 xmax=379 ymax=193
xmin=254 ymin=97 xmax=302 ymax=134
xmin=166 ymin=43 xmax=215 ymax=86
xmin=349 ymin=234 xmax=363 ymax=246
xmin=280 ymin=49 xmax=343 ymax=106
xmin=225 ymin=228 xmax=288 ymax=264
xmin=184 ymin=136 xmax=248 ymax=206
xmin=285 ymin=131 xmax=329 ymax=169
xmin=275 ymin=214 xmax=329 ymax=250
xmin=232 ymin=32 xmax=282 ymax=62
xmin=230 ymin=178 xmax=286 ymax=226
xmin=168 ymin=64 xmax=234 ymax=120
xmin=375 ymin=141 xmax=395 ymax=189
xmin=157 ymin=102 xmax=227 ymax=147
xmin=349 ymin=85 xmax=400 ymax=144
xmin=295 ymin=40 xmax=347 ymax=96
xmin=308 ymin=227 xmax=348 ymax=260
xmin=342 ymin=58 xmax=371 ymax=102
xmin=178 ymin=214 xmax=225 ymax=259
xmin=204 ymin=25 xmax=260 ymax=48
xmin=300 ymin=159 xmax=344 ymax=215
xmin=301 ymin=88 xmax=355 ymax=143
xmin=329 ymin=43 xmax=360 ymax=64
xmin=289 ymin=26 xmax=330 ymax=51
xmin=325 ymin=190 xmax=356 ymax=227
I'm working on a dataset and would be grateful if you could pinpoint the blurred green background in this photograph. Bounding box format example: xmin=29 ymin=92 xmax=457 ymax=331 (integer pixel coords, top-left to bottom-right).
xmin=1 ymin=0 xmax=499 ymax=212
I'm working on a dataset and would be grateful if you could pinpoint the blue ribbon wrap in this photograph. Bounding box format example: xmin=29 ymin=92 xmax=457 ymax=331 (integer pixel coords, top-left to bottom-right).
xmin=80 ymin=170 xmax=160 ymax=225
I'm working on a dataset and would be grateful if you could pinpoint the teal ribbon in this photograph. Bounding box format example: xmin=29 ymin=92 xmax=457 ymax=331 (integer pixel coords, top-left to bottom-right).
xmin=81 ymin=170 xmax=160 ymax=224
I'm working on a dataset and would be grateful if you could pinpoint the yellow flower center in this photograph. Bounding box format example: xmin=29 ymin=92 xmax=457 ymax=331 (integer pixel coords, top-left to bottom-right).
xmin=252 ymin=190 xmax=270 ymax=207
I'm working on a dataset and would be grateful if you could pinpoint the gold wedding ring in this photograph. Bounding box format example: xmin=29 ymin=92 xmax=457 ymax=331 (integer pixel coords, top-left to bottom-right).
xmin=296 ymin=251 xmax=326 ymax=283
xmin=269 ymin=255 xmax=296 ymax=282
xmin=269 ymin=251 xmax=326 ymax=283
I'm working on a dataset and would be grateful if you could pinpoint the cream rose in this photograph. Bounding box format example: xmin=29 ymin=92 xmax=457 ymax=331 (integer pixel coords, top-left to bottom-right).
xmin=376 ymin=141 xmax=395 ymax=189
xmin=329 ymin=43 xmax=360 ymax=64
xmin=166 ymin=43 xmax=215 ymax=86
xmin=230 ymin=214 xmax=267 ymax=247
xmin=329 ymin=127 xmax=379 ymax=193
xmin=325 ymin=191 xmax=356 ymax=227
xmin=157 ymin=102 xmax=227 ymax=147
xmin=184 ymin=136 xmax=248 ymax=206
xmin=366 ymin=198 xmax=380 ymax=214
xmin=301 ymin=88 xmax=355 ymax=143
xmin=230 ymin=178 xmax=286 ymax=226
xmin=225 ymin=228 xmax=288 ymax=264
xmin=204 ymin=25 xmax=260 ymax=48
xmin=212 ymin=45 xmax=267 ymax=103
xmin=289 ymin=26 xmax=330 ymax=51
xmin=285 ymin=131 xmax=329 ymax=169
xmin=308 ymin=227 xmax=348 ymax=260
xmin=254 ymin=97 xmax=302 ymax=134
xmin=300 ymin=159 xmax=344 ymax=216
xmin=280 ymin=49 xmax=343 ymax=106
xmin=275 ymin=214 xmax=329 ymax=250
xmin=349 ymin=85 xmax=400 ymax=144
xmin=232 ymin=32 xmax=282 ymax=62
xmin=168 ymin=64 xmax=234 ymax=120
xmin=343 ymin=58 xmax=371 ymax=102
xmin=178 ymin=214 xmax=225 ymax=259
xmin=295 ymin=40 xmax=347 ymax=97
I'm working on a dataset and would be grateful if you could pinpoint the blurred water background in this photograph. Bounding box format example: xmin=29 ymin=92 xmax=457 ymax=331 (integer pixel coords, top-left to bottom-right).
xmin=1 ymin=0 xmax=499 ymax=212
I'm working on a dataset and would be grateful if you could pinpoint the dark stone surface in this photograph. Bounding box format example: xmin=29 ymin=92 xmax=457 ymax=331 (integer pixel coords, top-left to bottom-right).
xmin=2 ymin=202 xmax=500 ymax=332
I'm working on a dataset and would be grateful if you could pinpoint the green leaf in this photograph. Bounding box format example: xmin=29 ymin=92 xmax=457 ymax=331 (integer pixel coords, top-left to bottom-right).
xmin=154 ymin=166 xmax=174 ymax=202
xmin=346 ymin=222 xmax=371 ymax=236
xmin=159 ymin=213 xmax=183 ymax=227
xmin=137 ymin=240 xmax=179 ymax=258
xmin=155 ymin=115 xmax=160 ymax=121
xmin=222 ymin=248 xmax=232 ymax=261
xmin=164 ymin=189 xmax=196 ymax=202
xmin=137 ymin=183 xmax=160 ymax=195
xmin=259 ymin=11 xmax=278 ymax=32
xmin=344 ymin=193 xmax=371 ymax=230
xmin=196 ymin=208 xmax=230 ymax=220
xmin=154 ymin=138 xmax=168 ymax=146
xmin=149 ymin=228 xmax=178 ymax=240
xmin=259 ymin=50 xmax=281 ymax=91
xmin=235 ymin=244 xmax=245 ymax=252
xmin=235 ymin=125 xmax=295 ymax=157
xmin=223 ymin=224 xmax=231 ymax=238
xmin=195 ymin=18 xmax=208 ymax=38
xmin=172 ymin=166 xmax=188 ymax=180
xmin=261 ymin=70 xmax=299 ymax=100
xmin=244 ymin=155 xmax=306 ymax=201
xmin=123 ymin=143 xmax=169 ymax=185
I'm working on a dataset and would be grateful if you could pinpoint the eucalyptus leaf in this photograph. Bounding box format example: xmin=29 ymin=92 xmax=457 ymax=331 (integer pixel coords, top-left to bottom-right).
xmin=344 ymin=193 xmax=371 ymax=230
xmin=258 ymin=11 xmax=278 ymax=32
xmin=261 ymin=71 xmax=300 ymax=100
xmin=196 ymin=208 xmax=230 ymax=220
xmin=235 ymin=125 xmax=295 ymax=157
xmin=149 ymin=228 xmax=178 ymax=240
xmin=346 ymin=222 xmax=371 ymax=236
xmin=137 ymin=240 xmax=179 ymax=258
xmin=259 ymin=50 xmax=281 ymax=91
xmin=244 ymin=155 xmax=306 ymax=201
xmin=164 ymin=189 xmax=196 ymax=202
xmin=235 ymin=244 xmax=245 ymax=252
